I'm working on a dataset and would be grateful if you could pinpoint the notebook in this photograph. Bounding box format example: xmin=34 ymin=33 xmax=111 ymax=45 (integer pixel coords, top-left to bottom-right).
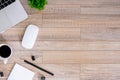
xmin=8 ymin=64 xmax=35 ymax=80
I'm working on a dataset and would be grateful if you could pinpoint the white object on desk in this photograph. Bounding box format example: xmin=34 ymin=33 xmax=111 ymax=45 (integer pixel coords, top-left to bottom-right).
xmin=22 ymin=25 xmax=39 ymax=49
xmin=8 ymin=64 xmax=35 ymax=80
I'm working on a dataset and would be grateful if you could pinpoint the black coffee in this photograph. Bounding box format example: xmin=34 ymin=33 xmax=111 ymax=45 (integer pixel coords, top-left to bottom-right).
xmin=0 ymin=45 xmax=11 ymax=58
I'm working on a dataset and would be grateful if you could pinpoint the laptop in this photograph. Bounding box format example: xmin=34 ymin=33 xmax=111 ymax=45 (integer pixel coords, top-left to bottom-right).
xmin=0 ymin=0 xmax=28 ymax=33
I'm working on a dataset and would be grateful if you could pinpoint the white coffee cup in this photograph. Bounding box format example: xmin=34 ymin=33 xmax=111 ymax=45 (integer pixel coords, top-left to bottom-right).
xmin=0 ymin=44 xmax=12 ymax=64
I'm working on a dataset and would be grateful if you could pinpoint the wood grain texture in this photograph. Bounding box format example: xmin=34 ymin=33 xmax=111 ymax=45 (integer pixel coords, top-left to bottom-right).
xmin=80 ymin=64 xmax=120 ymax=80
xmin=43 ymin=14 xmax=120 ymax=28
xmin=0 ymin=0 xmax=120 ymax=80
xmin=43 ymin=5 xmax=81 ymax=14
xmin=81 ymin=27 xmax=120 ymax=41
xmin=47 ymin=0 xmax=120 ymax=6
xmin=1 ymin=27 xmax=80 ymax=40
xmin=43 ymin=51 xmax=120 ymax=64
xmin=81 ymin=7 xmax=120 ymax=15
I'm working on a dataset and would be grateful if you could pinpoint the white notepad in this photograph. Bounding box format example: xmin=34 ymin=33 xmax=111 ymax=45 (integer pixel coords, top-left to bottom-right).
xmin=8 ymin=64 xmax=35 ymax=80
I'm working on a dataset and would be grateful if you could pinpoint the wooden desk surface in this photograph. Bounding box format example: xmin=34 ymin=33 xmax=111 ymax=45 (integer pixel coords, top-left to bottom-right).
xmin=1 ymin=0 xmax=120 ymax=80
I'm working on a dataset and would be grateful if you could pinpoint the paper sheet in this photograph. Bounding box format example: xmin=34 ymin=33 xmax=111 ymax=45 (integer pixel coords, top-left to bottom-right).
xmin=8 ymin=64 xmax=35 ymax=80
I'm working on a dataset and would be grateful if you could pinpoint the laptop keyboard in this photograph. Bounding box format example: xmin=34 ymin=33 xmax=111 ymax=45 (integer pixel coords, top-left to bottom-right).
xmin=0 ymin=0 xmax=15 ymax=10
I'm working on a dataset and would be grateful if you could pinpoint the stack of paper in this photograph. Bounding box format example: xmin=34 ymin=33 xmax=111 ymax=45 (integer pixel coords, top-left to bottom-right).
xmin=8 ymin=64 xmax=35 ymax=80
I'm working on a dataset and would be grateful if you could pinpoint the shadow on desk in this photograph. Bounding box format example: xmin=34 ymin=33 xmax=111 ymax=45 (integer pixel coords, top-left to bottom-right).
xmin=0 ymin=34 xmax=6 ymax=44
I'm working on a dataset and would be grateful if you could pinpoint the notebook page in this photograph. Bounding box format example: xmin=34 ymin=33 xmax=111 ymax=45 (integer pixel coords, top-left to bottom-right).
xmin=8 ymin=64 xmax=35 ymax=80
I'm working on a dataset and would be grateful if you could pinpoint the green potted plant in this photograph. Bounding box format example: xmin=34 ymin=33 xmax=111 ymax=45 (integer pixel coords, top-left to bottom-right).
xmin=28 ymin=0 xmax=48 ymax=10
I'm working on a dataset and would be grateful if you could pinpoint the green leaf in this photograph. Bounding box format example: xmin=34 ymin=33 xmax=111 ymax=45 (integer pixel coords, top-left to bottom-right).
xmin=28 ymin=0 xmax=48 ymax=10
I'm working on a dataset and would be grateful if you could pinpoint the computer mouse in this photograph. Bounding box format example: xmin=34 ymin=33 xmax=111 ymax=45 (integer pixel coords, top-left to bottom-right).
xmin=22 ymin=25 xmax=39 ymax=49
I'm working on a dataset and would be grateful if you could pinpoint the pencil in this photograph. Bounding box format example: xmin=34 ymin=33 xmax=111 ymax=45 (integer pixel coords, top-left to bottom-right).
xmin=24 ymin=60 xmax=54 ymax=76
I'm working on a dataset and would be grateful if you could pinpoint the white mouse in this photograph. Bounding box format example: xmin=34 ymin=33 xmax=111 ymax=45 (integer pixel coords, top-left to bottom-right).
xmin=22 ymin=25 xmax=39 ymax=49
